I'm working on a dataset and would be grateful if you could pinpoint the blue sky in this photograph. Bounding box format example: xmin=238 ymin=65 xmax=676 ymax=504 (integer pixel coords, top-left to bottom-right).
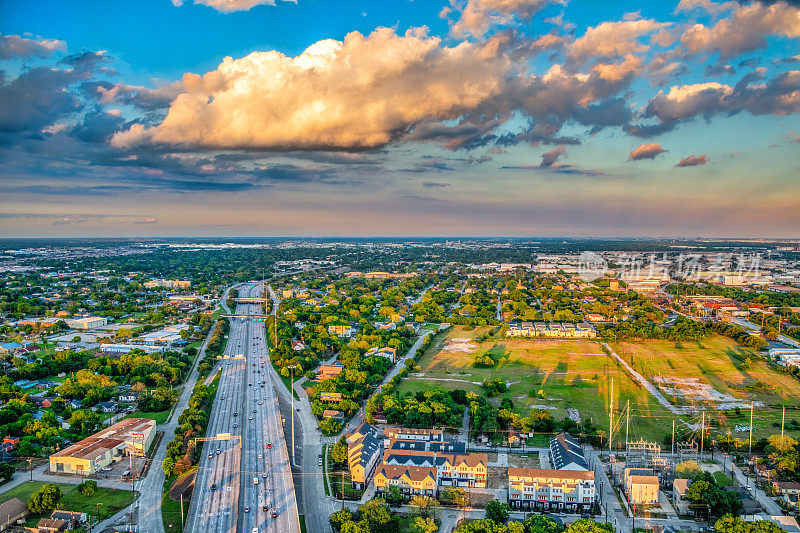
xmin=0 ymin=0 xmax=798 ymax=237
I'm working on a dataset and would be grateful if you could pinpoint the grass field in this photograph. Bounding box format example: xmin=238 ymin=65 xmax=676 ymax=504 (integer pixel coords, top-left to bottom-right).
xmin=127 ymin=409 xmax=171 ymax=424
xmin=612 ymin=336 xmax=800 ymax=440
xmin=398 ymin=325 xmax=680 ymax=442
xmin=0 ymin=481 xmax=137 ymax=524
xmin=613 ymin=336 xmax=800 ymax=406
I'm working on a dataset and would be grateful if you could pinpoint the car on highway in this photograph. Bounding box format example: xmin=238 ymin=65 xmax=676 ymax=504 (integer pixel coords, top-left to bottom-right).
xmin=244 ymin=506 xmax=250 ymax=513
xmin=271 ymin=511 xmax=277 ymax=518
xmin=318 ymin=456 xmax=323 ymax=466
xmin=258 ymin=453 xmax=262 ymax=459
xmin=267 ymin=442 xmax=272 ymax=448
xmin=208 ymin=452 xmax=213 ymax=458
xmin=249 ymin=416 xmax=253 ymax=420
xmin=211 ymin=484 xmax=217 ymax=491
xmin=252 ymin=528 xmax=258 ymax=533
xmin=262 ymin=473 xmax=268 ymax=479
xmin=262 ymin=505 xmax=268 ymax=512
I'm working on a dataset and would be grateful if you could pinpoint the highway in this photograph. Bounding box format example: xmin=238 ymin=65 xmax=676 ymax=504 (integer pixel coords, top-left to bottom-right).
xmin=186 ymin=283 xmax=299 ymax=533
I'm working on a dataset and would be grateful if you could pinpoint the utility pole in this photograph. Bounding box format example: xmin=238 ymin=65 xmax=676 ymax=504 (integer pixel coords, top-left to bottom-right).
xmin=609 ymin=378 xmax=614 ymax=458
xmin=625 ymin=400 xmax=630 ymax=450
xmin=672 ymin=420 xmax=675 ymax=456
xmin=180 ymin=493 xmax=184 ymax=529
xmin=749 ymin=401 xmax=754 ymax=457
xmin=782 ymin=405 xmax=786 ymax=438
xmin=700 ymin=412 xmax=705 ymax=457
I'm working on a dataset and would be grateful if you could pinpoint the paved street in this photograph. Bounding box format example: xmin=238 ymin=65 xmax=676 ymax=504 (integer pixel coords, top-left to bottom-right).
xmin=185 ymin=283 xmax=299 ymax=533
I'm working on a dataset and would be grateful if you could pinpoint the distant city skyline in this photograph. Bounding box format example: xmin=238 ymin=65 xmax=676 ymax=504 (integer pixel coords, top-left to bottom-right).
xmin=1 ymin=0 xmax=799 ymax=237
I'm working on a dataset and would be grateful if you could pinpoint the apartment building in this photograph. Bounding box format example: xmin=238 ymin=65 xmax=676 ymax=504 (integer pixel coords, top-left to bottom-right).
xmin=382 ymin=447 xmax=487 ymax=488
xmin=506 ymin=321 xmax=597 ymax=338
xmin=384 ymin=427 xmax=445 ymax=443
xmin=624 ymin=468 xmax=659 ymax=505
xmin=346 ymin=423 xmax=382 ymax=488
xmin=550 ymin=432 xmax=589 ymax=471
xmin=374 ymin=465 xmax=438 ymax=496
xmin=508 ymin=468 xmax=596 ymax=511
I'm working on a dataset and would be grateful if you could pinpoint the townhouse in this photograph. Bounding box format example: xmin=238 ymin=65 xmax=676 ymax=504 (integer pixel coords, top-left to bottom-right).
xmin=508 ymin=468 xmax=596 ymax=512
xmin=506 ymin=321 xmax=597 ymax=338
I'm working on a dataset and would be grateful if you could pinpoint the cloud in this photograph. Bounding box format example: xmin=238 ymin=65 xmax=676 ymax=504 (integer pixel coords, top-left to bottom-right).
xmin=112 ymin=28 xmax=515 ymax=151
xmin=0 ymin=34 xmax=66 ymax=59
xmin=629 ymin=142 xmax=667 ymax=160
xmin=422 ymin=181 xmax=450 ymax=188
xmin=540 ymin=145 xmax=566 ymax=166
xmin=171 ymin=0 xmax=292 ymax=13
xmin=0 ymin=67 xmax=89 ymax=134
xmin=636 ymin=70 xmax=800 ymax=131
xmin=679 ymin=1 xmax=800 ymax=61
xmin=676 ymin=154 xmax=708 ymax=166
xmin=91 ymin=81 xmax=183 ymax=111
xmin=445 ymin=0 xmax=563 ymax=38
xmin=566 ymin=18 xmax=670 ymax=65
xmin=0 ymin=213 xmax=156 ymax=224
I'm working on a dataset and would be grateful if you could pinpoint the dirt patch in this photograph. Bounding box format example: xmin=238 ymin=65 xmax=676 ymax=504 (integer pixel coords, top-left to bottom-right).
xmin=169 ymin=471 xmax=196 ymax=502
xmin=442 ymin=338 xmax=478 ymax=353
xmin=507 ymin=453 xmax=540 ymax=469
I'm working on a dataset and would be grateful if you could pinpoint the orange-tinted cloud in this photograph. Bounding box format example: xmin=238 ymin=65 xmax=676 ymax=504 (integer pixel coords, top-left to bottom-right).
xmin=676 ymin=154 xmax=707 ymax=166
xmin=629 ymin=142 xmax=666 ymax=160
xmin=112 ymin=28 xmax=513 ymax=151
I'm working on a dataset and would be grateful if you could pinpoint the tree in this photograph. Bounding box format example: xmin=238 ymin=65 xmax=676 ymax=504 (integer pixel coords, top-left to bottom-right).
xmin=767 ymin=434 xmax=799 ymax=475
xmin=330 ymin=508 xmax=354 ymax=533
xmin=28 ymin=483 xmax=62 ymax=513
xmin=714 ymin=514 xmax=782 ymax=533
xmin=566 ymin=520 xmax=614 ymax=532
xmin=413 ymin=517 xmax=438 ymax=533
xmin=485 ymin=500 xmax=509 ymax=523
xmin=675 ymin=460 xmax=701 ymax=476
xmin=78 ymin=480 xmax=97 ymax=496
xmin=440 ymin=487 xmax=468 ymax=507
xmin=383 ymin=485 xmax=405 ymax=506
xmin=331 ymin=436 xmax=348 ymax=465
xmin=359 ymin=498 xmax=392 ymax=531
xmin=409 ymin=495 xmax=439 ymax=520
xmin=0 ymin=462 xmax=14 ymax=483
xmin=320 ymin=417 xmax=343 ymax=435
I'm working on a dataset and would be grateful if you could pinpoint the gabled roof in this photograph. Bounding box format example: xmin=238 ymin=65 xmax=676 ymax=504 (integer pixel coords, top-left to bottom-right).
xmin=376 ymin=464 xmax=437 ymax=483
xmin=549 ymin=432 xmax=588 ymax=471
xmin=0 ymin=497 xmax=28 ymax=521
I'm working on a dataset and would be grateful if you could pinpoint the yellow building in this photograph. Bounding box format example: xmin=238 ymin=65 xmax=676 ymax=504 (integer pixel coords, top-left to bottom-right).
xmin=374 ymin=465 xmax=438 ymax=496
xmin=346 ymin=423 xmax=382 ymax=487
xmin=625 ymin=468 xmax=659 ymax=505
xmin=49 ymin=418 xmax=155 ymax=475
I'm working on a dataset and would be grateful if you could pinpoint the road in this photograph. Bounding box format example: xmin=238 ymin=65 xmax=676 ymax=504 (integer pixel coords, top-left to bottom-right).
xmin=185 ymin=283 xmax=299 ymax=533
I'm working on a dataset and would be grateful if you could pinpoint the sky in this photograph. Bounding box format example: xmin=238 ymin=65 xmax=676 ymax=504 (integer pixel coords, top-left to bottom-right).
xmin=0 ymin=0 xmax=799 ymax=238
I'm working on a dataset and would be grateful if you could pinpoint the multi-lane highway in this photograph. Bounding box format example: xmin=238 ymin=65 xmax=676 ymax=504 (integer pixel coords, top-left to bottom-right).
xmin=186 ymin=283 xmax=299 ymax=533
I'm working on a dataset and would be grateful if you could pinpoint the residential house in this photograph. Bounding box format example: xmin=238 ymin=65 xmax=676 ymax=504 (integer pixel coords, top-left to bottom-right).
xmin=322 ymin=410 xmax=344 ymax=422
xmin=673 ymin=478 xmax=691 ymax=514
xmin=0 ymin=497 xmax=29 ymax=531
xmin=774 ymin=481 xmax=800 ymax=506
xmin=93 ymin=401 xmax=116 ymax=413
xmin=291 ymin=340 xmax=306 ymax=351
xmin=365 ymin=347 xmax=397 ymax=362
xmin=118 ymin=392 xmax=140 ymax=403
xmin=315 ymin=364 xmax=344 ymax=382
xmin=320 ymin=392 xmax=343 ymax=403
xmin=36 ymin=518 xmax=69 ymax=532
xmin=508 ymin=468 xmax=596 ymax=512
xmin=327 ymin=324 xmax=353 ymax=338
